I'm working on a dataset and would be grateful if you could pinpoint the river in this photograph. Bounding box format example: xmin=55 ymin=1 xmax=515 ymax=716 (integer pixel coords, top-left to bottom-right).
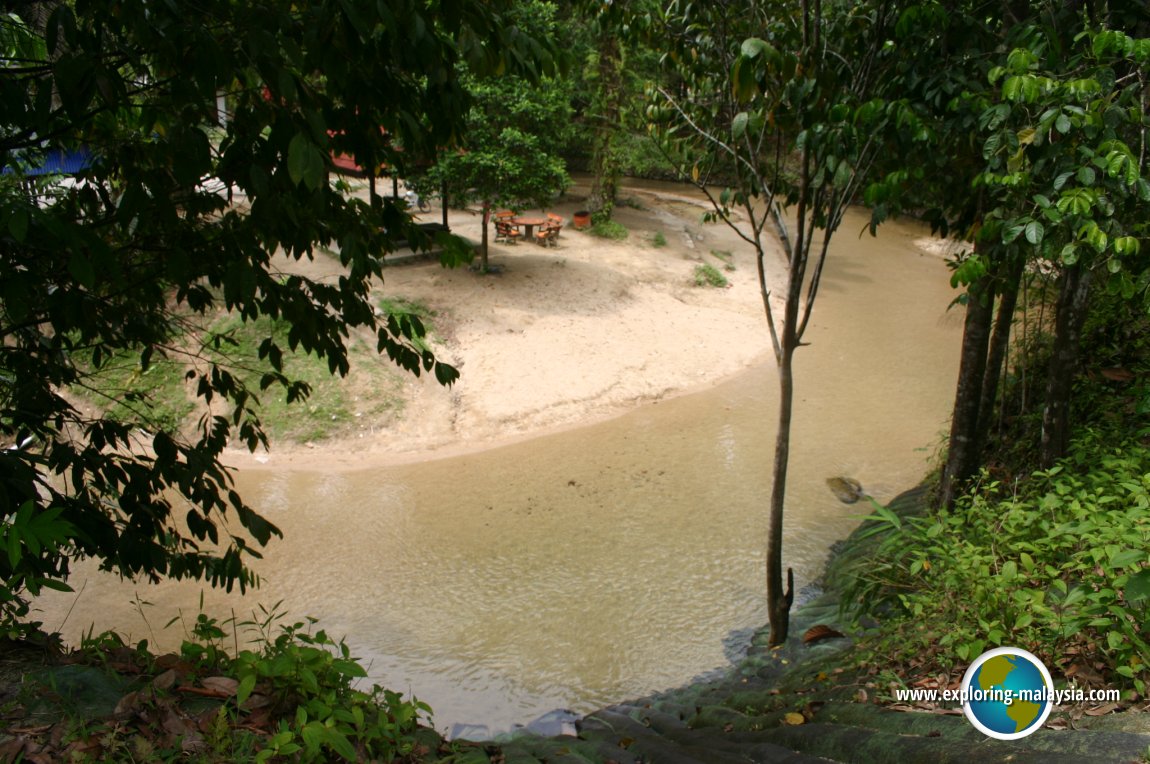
xmin=36 ymin=204 xmax=962 ymax=738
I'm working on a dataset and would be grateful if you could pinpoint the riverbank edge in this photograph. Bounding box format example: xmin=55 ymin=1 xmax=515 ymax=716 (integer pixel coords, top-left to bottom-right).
xmin=5 ymin=485 xmax=1149 ymax=762
xmin=438 ymin=484 xmax=1150 ymax=764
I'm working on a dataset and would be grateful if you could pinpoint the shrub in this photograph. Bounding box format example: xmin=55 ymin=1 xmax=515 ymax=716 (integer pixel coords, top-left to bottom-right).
xmin=652 ymin=231 xmax=668 ymax=247
xmin=693 ymin=263 xmax=729 ymax=288
xmin=590 ymin=219 xmax=629 ymax=240
xmin=845 ymin=431 xmax=1150 ymax=694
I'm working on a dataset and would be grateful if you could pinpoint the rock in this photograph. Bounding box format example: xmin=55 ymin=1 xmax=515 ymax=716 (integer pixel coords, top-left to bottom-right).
xmin=826 ymin=476 xmax=865 ymax=504
xmin=523 ymin=708 xmax=580 ymax=737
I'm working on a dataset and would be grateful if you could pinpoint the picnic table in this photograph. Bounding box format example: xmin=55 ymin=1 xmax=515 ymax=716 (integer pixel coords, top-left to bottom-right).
xmin=511 ymin=216 xmax=548 ymax=239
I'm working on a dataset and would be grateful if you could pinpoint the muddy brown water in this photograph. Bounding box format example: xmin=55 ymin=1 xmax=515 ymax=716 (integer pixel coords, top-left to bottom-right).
xmin=36 ymin=205 xmax=962 ymax=737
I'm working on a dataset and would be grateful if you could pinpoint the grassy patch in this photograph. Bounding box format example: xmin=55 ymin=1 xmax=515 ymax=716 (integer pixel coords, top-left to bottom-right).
xmin=590 ymin=219 xmax=629 ymax=240
xmin=206 ymin=315 xmax=403 ymax=443
xmin=70 ymin=347 xmax=197 ymax=434
xmin=651 ymin=231 xmax=668 ymax=248
xmin=377 ymin=296 xmax=440 ymax=354
xmin=710 ymin=249 xmax=736 ymax=271
xmin=693 ymin=262 xmax=729 ymax=288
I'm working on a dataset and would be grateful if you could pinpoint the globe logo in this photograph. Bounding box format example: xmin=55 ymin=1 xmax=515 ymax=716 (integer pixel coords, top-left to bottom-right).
xmin=962 ymin=646 xmax=1054 ymax=740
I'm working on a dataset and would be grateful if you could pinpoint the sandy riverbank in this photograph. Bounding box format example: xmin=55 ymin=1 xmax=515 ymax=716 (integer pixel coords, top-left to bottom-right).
xmin=224 ymin=179 xmax=787 ymax=470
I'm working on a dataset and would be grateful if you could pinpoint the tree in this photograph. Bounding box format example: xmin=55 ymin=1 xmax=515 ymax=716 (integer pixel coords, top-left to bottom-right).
xmin=415 ymin=0 xmax=570 ymax=271
xmin=867 ymin=3 xmax=1150 ymax=505
xmin=652 ymin=0 xmax=907 ymax=644
xmin=585 ymin=20 xmax=625 ymax=218
xmin=0 ymin=0 xmax=550 ymax=627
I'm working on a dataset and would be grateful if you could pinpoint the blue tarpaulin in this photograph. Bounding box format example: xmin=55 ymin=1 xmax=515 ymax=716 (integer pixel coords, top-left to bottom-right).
xmin=4 ymin=147 xmax=95 ymax=177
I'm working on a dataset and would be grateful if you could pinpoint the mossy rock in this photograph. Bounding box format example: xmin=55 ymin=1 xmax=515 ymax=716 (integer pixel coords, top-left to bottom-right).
xmin=826 ymin=476 xmax=865 ymax=503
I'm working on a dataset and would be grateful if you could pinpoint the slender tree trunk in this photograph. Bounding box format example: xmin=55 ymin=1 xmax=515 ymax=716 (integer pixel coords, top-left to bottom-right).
xmin=939 ymin=272 xmax=994 ymax=509
xmin=1040 ymin=263 xmax=1093 ymax=466
xmin=974 ymin=255 xmax=1024 ymax=457
xmin=480 ymin=202 xmax=490 ymax=272
xmin=767 ymin=338 xmax=797 ymax=646
xmin=765 ymin=157 xmax=808 ymax=647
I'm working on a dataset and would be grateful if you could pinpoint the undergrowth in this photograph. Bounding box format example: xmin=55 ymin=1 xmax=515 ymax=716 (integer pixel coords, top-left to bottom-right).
xmin=589 ymin=219 xmax=629 ymax=240
xmin=844 ymin=427 xmax=1150 ymax=698
xmin=5 ymin=605 xmax=436 ymax=762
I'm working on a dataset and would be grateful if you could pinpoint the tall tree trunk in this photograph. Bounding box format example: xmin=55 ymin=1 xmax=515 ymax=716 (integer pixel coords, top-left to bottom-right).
xmin=479 ymin=202 xmax=490 ymax=272
xmin=765 ymin=153 xmax=809 ymax=647
xmin=1040 ymin=263 xmax=1093 ymax=466
xmin=973 ymin=255 xmax=1024 ymax=457
xmin=767 ymin=336 xmax=797 ymax=646
xmin=588 ymin=31 xmax=622 ymax=217
xmin=938 ymin=272 xmax=994 ymax=509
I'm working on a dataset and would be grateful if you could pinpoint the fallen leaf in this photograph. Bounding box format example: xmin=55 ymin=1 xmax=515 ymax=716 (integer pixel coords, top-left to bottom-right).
xmin=0 ymin=737 xmax=30 ymax=760
xmin=1084 ymin=703 xmax=1122 ymax=716
xmin=152 ymin=669 xmax=177 ymax=691
xmin=201 ymin=676 xmax=239 ymax=696
xmin=783 ymin=712 xmax=805 ymax=726
xmin=240 ymin=692 xmax=271 ymax=711
xmin=1101 ymin=367 xmax=1135 ymax=382
xmin=114 ymin=691 xmax=142 ymax=719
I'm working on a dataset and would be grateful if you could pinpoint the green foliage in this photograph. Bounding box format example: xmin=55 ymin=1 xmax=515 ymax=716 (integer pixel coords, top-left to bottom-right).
xmin=205 ymin=315 xmax=403 ymax=443
xmin=411 ymin=1 xmax=570 ymax=268
xmin=0 ymin=501 xmax=76 ymax=637
xmin=651 ymin=231 xmax=667 ymax=247
xmin=231 ymin=617 xmax=429 ymax=763
xmin=693 ymin=263 xmax=729 ymax=288
xmin=589 ymin=219 xmax=629 ymax=239
xmin=0 ymin=1 xmax=551 ymax=626
xmin=846 ymin=432 xmax=1150 ymax=693
xmin=378 ymin=296 xmax=440 ymax=355
xmin=70 ymin=346 xmax=198 ymax=434
xmin=26 ymin=607 xmax=430 ymax=762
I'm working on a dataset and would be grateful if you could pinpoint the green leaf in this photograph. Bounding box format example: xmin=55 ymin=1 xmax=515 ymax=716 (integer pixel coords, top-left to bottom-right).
xmin=1110 ymin=550 xmax=1144 ymax=568
xmin=287 ymin=133 xmax=325 ymax=189
xmin=1055 ymin=113 xmax=1071 ymax=134
xmin=69 ymin=253 xmax=96 ymax=289
xmin=324 ymin=729 xmax=357 ymax=761
xmin=740 ymin=37 xmax=778 ymax=62
xmin=1125 ymin=569 xmax=1150 ymax=604
xmin=1024 ymin=221 xmax=1044 ymax=245
xmin=237 ymin=673 xmax=257 ymax=707
xmin=8 ymin=208 xmax=29 ymax=242
xmin=731 ymin=112 xmax=749 ymax=139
